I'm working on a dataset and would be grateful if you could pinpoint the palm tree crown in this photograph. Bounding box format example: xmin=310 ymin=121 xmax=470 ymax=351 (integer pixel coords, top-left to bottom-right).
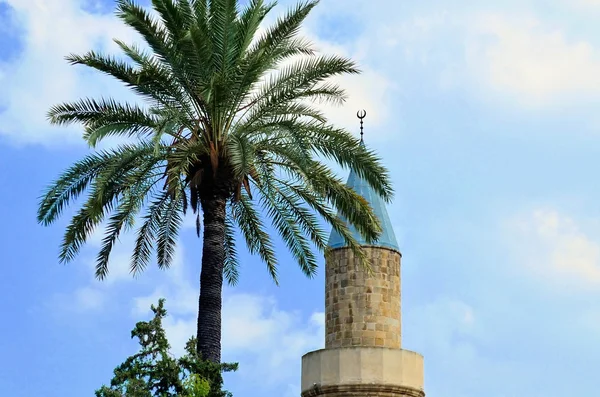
xmin=38 ymin=0 xmax=393 ymax=363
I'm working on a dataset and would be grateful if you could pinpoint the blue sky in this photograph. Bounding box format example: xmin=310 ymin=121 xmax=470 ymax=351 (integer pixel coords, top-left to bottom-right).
xmin=2 ymin=0 xmax=600 ymax=396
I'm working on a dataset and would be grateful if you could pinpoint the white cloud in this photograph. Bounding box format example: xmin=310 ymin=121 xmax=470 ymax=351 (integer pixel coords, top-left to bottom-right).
xmin=73 ymin=286 xmax=106 ymax=310
xmin=222 ymin=294 xmax=324 ymax=387
xmin=506 ymin=208 xmax=600 ymax=287
xmin=465 ymin=12 xmax=600 ymax=107
xmin=50 ymin=285 xmax=106 ymax=313
xmin=0 ymin=0 xmax=139 ymax=146
xmin=400 ymin=207 xmax=600 ymax=396
xmin=308 ymin=2 xmax=600 ymax=109
xmin=405 ymin=297 xmax=478 ymax=353
xmin=299 ymin=31 xmax=394 ymax=135
xmin=402 ymin=296 xmax=519 ymax=397
xmin=572 ymin=0 xmax=600 ymax=7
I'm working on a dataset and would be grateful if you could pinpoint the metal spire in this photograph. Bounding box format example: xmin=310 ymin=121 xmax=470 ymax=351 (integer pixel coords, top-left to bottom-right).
xmin=357 ymin=109 xmax=366 ymax=142
xmin=328 ymin=107 xmax=399 ymax=251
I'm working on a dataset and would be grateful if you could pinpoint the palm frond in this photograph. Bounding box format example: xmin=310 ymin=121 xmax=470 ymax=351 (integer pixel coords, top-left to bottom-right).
xmin=232 ymin=192 xmax=278 ymax=283
xmin=95 ymin=180 xmax=154 ymax=280
xmin=249 ymin=156 xmax=319 ymax=276
xmin=66 ymin=51 xmax=191 ymax=117
xmin=271 ymin=182 xmax=328 ymax=251
xmin=48 ymin=98 xmax=157 ymax=147
xmin=305 ymin=163 xmax=382 ymax=244
xmin=116 ymin=0 xmax=174 ymax=65
xmin=117 ymin=0 xmax=203 ymax=111
xmin=153 ymin=0 xmax=194 ymax=43
xmin=55 ymin=144 xmax=161 ymax=265
xmin=247 ymin=0 xmax=318 ymax=59
xmin=226 ymin=133 xmax=255 ymax=181
xmin=278 ymin=179 xmax=368 ymax=266
xmin=209 ymin=0 xmax=238 ymax=73
xmin=258 ymin=119 xmax=393 ymax=201
xmin=130 ymin=191 xmax=172 ymax=276
xmin=233 ymin=0 xmax=273 ymax=61
xmin=240 ymin=55 xmax=359 ymax=127
xmin=38 ymin=152 xmax=112 ymax=226
xmin=156 ymin=190 xmax=184 ymax=269
xmin=259 ymin=188 xmax=318 ymax=277
xmin=223 ymin=211 xmax=240 ymax=286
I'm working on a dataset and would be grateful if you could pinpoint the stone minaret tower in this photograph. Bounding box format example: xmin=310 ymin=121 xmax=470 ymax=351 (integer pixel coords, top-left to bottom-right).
xmin=300 ymin=112 xmax=425 ymax=397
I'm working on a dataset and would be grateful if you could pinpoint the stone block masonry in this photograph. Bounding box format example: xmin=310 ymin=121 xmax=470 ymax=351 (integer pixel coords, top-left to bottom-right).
xmin=325 ymin=246 xmax=402 ymax=349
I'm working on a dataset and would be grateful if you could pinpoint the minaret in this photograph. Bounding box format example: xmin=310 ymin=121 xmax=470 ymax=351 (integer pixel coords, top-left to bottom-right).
xmin=301 ymin=111 xmax=425 ymax=397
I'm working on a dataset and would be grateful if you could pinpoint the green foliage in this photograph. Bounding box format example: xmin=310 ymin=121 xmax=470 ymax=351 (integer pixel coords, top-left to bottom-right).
xmin=183 ymin=374 xmax=211 ymax=397
xmin=38 ymin=0 xmax=394 ymax=283
xmin=95 ymin=299 xmax=237 ymax=397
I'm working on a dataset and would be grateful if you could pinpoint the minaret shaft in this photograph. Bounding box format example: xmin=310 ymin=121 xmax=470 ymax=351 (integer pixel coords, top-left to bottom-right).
xmin=300 ymin=112 xmax=425 ymax=397
xmin=325 ymin=246 xmax=401 ymax=349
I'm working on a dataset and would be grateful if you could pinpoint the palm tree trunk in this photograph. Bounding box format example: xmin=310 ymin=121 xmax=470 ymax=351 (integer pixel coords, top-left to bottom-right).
xmin=197 ymin=196 xmax=227 ymax=363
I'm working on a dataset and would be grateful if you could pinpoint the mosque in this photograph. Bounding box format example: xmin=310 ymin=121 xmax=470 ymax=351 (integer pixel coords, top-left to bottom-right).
xmin=300 ymin=112 xmax=426 ymax=397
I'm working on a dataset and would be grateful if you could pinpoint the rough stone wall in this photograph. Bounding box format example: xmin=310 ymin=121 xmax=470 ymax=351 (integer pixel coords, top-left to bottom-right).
xmin=325 ymin=246 xmax=401 ymax=349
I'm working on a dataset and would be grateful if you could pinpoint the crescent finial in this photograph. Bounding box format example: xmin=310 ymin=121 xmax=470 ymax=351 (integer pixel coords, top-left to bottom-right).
xmin=357 ymin=110 xmax=367 ymax=142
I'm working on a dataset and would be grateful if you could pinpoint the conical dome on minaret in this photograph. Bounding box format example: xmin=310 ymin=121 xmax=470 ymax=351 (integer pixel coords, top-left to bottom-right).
xmin=327 ymin=140 xmax=400 ymax=252
xmin=300 ymin=110 xmax=426 ymax=397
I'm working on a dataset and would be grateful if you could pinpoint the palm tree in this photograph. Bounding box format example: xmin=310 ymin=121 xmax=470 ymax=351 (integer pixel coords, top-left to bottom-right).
xmin=37 ymin=0 xmax=393 ymax=364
